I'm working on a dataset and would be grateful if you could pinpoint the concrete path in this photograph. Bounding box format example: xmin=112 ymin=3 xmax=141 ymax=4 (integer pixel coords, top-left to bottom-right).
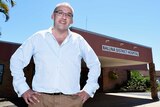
xmin=84 ymin=92 xmax=160 ymax=107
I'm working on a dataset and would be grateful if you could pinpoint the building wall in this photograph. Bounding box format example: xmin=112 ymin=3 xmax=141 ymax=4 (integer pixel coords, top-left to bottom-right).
xmin=102 ymin=67 xmax=128 ymax=92
xmin=71 ymin=27 xmax=153 ymax=63
xmin=0 ymin=59 xmax=34 ymax=97
xmin=0 ymin=41 xmax=21 ymax=97
xmin=0 ymin=60 xmax=16 ymax=97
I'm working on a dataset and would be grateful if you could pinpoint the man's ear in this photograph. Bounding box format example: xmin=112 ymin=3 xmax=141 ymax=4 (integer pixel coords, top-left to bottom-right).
xmin=51 ymin=13 xmax=54 ymax=20
xmin=70 ymin=19 xmax=73 ymax=24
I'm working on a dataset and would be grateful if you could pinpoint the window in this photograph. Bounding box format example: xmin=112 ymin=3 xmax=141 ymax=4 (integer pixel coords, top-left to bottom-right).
xmin=0 ymin=64 xmax=4 ymax=84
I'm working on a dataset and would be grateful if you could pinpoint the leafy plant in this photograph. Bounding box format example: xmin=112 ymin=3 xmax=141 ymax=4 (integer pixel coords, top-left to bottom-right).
xmin=0 ymin=0 xmax=15 ymax=22
xmin=120 ymin=70 xmax=149 ymax=92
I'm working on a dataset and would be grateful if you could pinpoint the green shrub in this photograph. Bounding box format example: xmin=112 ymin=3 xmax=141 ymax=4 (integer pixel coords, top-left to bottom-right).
xmin=120 ymin=70 xmax=149 ymax=92
xmin=157 ymin=83 xmax=160 ymax=91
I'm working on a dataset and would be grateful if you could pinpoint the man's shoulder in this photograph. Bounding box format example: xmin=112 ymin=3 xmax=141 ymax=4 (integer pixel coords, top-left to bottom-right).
xmin=32 ymin=28 xmax=50 ymax=38
xmin=70 ymin=31 xmax=83 ymax=39
xmin=35 ymin=28 xmax=49 ymax=35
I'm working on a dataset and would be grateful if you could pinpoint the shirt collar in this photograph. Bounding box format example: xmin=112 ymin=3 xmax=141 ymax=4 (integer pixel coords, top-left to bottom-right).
xmin=47 ymin=27 xmax=72 ymax=38
xmin=47 ymin=27 xmax=72 ymax=45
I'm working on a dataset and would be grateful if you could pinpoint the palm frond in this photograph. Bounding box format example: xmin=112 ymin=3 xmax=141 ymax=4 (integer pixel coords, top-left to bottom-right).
xmin=0 ymin=1 xmax=9 ymax=21
xmin=0 ymin=0 xmax=15 ymax=22
xmin=0 ymin=1 xmax=9 ymax=13
xmin=11 ymin=0 xmax=15 ymax=7
xmin=5 ymin=0 xmax=15 ymax=7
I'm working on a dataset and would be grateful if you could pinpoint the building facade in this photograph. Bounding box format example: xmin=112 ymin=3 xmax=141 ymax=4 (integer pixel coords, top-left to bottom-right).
xmin=0 ymin=27 xmax=158 ymax=100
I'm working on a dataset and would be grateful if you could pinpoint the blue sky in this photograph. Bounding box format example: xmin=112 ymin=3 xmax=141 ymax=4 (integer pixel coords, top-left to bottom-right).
xmin=0 ymin=0 xmax=160 ymax=70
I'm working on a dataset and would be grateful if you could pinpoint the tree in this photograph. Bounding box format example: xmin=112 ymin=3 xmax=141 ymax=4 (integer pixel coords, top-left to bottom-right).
xmin=0 ymin=0 xmax=15 ymax=22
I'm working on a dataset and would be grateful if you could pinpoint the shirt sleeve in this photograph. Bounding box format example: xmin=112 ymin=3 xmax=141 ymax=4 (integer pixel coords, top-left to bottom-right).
xmin=10 ymin=36 xmax=35 ymax=97
xmin=79 ymin=36 xmax=101 ymax=97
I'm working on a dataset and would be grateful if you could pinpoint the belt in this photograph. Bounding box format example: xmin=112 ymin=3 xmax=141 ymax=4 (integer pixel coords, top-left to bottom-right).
xmin=42 ymin=92 xmax=64 ymax=95
xmin=41 ymin=92 xmax=71 ymax=96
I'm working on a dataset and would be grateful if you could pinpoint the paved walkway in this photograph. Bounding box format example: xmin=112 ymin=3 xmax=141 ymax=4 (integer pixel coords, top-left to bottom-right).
xmin=0 ymin=92 xmax=160 ymax=107
xmin=84 ymin=93 xmax=160 ymax=107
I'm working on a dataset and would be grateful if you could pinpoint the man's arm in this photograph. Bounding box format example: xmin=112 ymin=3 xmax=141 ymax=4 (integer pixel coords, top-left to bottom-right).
xmin=10 ymin=37 xmax=35 ymax=97
xmin=79 ymin=36 xmax=101 ymax=98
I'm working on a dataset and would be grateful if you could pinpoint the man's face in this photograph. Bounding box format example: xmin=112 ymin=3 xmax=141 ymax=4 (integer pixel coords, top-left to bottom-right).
xmin=52 ymin=6 xmax=73 ymax=31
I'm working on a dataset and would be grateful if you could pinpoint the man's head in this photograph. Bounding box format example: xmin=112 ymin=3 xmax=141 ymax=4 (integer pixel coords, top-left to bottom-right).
xmin=54 ymin=2 xmax=74 ymax=16
xmin=51 ymin=2 xmax=74 ymax=30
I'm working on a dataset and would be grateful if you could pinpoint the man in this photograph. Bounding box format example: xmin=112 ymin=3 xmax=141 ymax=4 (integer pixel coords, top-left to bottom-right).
xmin=10 ymin=2 xmax=101 ymax=107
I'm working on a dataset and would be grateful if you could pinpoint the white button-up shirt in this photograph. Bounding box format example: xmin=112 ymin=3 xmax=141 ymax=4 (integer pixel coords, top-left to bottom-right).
xmin=10 ymin=27 xmax=101 ymax=97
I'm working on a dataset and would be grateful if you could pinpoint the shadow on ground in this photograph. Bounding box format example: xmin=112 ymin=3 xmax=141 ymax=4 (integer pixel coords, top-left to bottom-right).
xmin=84 ymin=93 xmax=154 ymax=107
xmin=4 ymin=93 xmax=156 ymax=107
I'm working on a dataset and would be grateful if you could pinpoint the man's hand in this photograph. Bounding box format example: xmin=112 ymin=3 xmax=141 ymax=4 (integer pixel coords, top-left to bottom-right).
xmin=76 ymin=91 xmax=90 ymax=103
xmin=22 ymin=89 xmax=41 ymax=105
